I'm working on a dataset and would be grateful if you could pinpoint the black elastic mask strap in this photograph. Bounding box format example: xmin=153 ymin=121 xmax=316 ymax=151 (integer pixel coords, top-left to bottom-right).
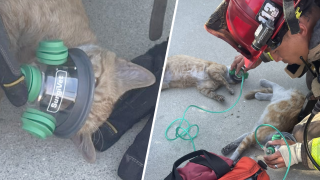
xmin=283 ymin=0 xmax=300 ymax=34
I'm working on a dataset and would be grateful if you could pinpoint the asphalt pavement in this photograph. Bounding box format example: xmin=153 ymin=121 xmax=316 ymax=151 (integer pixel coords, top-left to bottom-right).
xmin=144 ymin=0 xmax=320 ymax=179
xmin=0 ymin=0 xmax=175 ymax=179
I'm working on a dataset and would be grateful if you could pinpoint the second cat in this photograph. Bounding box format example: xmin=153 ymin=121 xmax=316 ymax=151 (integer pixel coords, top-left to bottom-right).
xmin=221 ymin=79 xmax=305 ymax=161
xmin=162 ymin=55 xmax=235 ymax=102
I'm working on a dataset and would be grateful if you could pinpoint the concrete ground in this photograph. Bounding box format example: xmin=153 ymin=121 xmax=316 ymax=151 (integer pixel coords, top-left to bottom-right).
xmin=0 ymin=0 xmax=175 ymax=180
xmin=144 ymin=0 xmax=320 ymax=180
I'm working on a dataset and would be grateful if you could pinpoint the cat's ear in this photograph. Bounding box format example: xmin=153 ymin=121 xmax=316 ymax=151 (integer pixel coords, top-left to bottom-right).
xmin=70 ymin=133 xmax=96 ymax=163
xmin=115 ymin=58 xmax=156 ymax=93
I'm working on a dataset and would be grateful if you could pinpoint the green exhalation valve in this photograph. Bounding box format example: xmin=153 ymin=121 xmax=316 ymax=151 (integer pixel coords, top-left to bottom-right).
xmin=272 ymin=134 xmax=282 ymax=141
xmin=229 ymin=68 xmax=249 ymax=83
xmin=21 ymin=108 xmax=56 ymax=139
xmin=37 ymin=40 xmax=68 ymax=65
xmin=265 ymin=134 xmax=282 ymax=155
xmin=266 ymin=147 xmax=275 ymax=155
xmin=21 ymin=65 xmax=42 ymax=102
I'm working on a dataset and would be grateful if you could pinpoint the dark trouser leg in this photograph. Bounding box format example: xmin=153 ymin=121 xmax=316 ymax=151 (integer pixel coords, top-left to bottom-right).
xmin=118 ymin=113 xmax=154 ymax=180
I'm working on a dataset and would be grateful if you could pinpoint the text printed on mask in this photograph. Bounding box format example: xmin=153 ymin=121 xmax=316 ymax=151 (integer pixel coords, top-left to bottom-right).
xmin=47 ymin=70 xmax=67 ymax=113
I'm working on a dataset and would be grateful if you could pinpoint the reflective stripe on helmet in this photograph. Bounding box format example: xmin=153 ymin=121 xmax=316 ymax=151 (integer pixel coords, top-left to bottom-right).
xmin=296 ymin=7 xmax=302 ymax=19
xmin=259 ymin=51 xmax=274 ymax=62
xmin=267 ymin=52 xmax=274 ymax=61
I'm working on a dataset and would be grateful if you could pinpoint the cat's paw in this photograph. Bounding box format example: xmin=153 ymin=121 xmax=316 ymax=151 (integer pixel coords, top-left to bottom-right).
xmin=161 ymin=83 xmax=169 ymax=90
xmin=260 ymin=79 xmax=272 ymax=88
xmin=215 ymin=95 xmax=225 ymax=102
xmin=255 ymin=92 xmax=272 ymax=101
xmin=221 ymin=142 xmax=238 ymax=155
xmin=228 ymin=88 xmax=235 ymax=95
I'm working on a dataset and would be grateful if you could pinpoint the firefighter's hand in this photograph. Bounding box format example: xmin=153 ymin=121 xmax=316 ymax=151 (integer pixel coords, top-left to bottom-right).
xmin=264 ymin=151 xmax=286 ymax=169
xmin=268 ymin=139 xmax=296 ymax=146
xmin=230 ymin=54 xmax=262 ymax=74
xmin=264 ymin=140 xmax=301 ymax=169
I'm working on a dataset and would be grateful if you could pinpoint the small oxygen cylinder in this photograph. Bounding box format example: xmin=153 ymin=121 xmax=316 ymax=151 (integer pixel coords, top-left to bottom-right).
xmin=264 ymin=134 xmax=282 ymax=155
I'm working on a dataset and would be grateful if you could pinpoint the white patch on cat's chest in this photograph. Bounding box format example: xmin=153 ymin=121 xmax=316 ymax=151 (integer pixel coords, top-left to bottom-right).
xmin=164 ymin=65 xmax=210 ymax=82
xmin=188 ymin=70 xmax=209 ymax=80
xmin=163 ymin=70 xmax=172 ymax=84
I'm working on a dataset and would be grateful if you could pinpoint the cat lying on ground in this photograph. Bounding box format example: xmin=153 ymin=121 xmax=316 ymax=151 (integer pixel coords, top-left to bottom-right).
xmin=221 ymin=79 xmax=305 ymax=161
xmin=162 ymin=55 xmax=235 ymax=102
xmin=0 ymin=0 xmax=155 ymax=163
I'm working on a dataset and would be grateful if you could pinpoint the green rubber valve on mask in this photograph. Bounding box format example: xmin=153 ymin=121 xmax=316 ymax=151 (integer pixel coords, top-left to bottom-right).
xmin=36 ymin=40 xmax=68 ymax=65
xmin=21 ymin=108 xmax=56 ymax=139
xmin=229 ymin=68 xmax=249 ymax=83
xmin=20 ymin=64 xmax=42 ymax=102
xmin=20 ymin=40 xmax=67 ymax=139
xmin=265 ymin=134 xmax=282 ymax=155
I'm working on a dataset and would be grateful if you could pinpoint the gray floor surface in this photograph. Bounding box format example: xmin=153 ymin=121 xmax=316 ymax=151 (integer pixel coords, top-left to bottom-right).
xmin=0 ymin=0 xmax=175 ymax=179
xmin=144 ymin=0 xmax=320 ymax=180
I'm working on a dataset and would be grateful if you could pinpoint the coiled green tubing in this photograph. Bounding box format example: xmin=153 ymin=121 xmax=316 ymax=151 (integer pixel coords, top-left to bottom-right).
xmin=165 ymin=76 xmax=245 ymax=150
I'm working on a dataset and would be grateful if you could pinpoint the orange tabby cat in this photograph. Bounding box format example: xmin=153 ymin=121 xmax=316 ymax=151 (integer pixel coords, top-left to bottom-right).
xmin=0 ymin=0 xmax=155 ymax=163
xmin=162 ymin=55 xmax=235 ymax=102
xmin=221 ymin=79 xmax=304 ymax=161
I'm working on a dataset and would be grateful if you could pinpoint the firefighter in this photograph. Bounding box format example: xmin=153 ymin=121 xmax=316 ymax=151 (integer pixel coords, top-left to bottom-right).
xmin=206 ymin=0 xmax=320 ymax=169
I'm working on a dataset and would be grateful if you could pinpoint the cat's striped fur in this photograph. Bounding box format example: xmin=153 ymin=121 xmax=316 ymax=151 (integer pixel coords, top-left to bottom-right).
xmin=162 ymin=55 xmax=235 ymax=102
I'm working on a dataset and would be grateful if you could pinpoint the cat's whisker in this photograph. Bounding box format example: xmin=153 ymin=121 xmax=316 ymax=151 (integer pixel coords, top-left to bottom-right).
xmin=90 ymin=122 xmax=105 ymax=151
xmin=79 ymin=138 xmax=84 ymax=149
xmin=92 ymin=131 xmax=97 ymax=142
xmin=97 ymin=129 xmax=104 ymax=151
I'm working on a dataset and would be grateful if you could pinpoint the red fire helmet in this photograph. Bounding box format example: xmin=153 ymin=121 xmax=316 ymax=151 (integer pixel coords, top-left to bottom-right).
xmin=205 ymin=0 xmax=304 ymax=68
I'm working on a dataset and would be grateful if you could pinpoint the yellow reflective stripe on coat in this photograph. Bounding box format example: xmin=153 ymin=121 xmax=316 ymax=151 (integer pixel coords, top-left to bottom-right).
xmin=312 ymin=137 xmax=320 ymax=170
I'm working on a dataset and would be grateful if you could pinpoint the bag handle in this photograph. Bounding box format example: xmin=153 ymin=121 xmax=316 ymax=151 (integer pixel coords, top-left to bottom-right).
xmin=164 ymin=150 xmax=231 ymax=180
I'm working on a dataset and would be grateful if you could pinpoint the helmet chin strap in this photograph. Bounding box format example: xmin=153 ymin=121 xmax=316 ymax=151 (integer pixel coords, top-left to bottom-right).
xmin=300 ymin=56 xmax=318 ymax=78
xmin=283 ymin=0 xmax=301 ymax=35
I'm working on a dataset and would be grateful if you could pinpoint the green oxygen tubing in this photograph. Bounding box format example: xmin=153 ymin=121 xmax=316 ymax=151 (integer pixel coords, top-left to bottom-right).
xmin=165 ymin=69 xmax=247 ymax=151
xmin=255 ymin=124 xmax=291 ymax=180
